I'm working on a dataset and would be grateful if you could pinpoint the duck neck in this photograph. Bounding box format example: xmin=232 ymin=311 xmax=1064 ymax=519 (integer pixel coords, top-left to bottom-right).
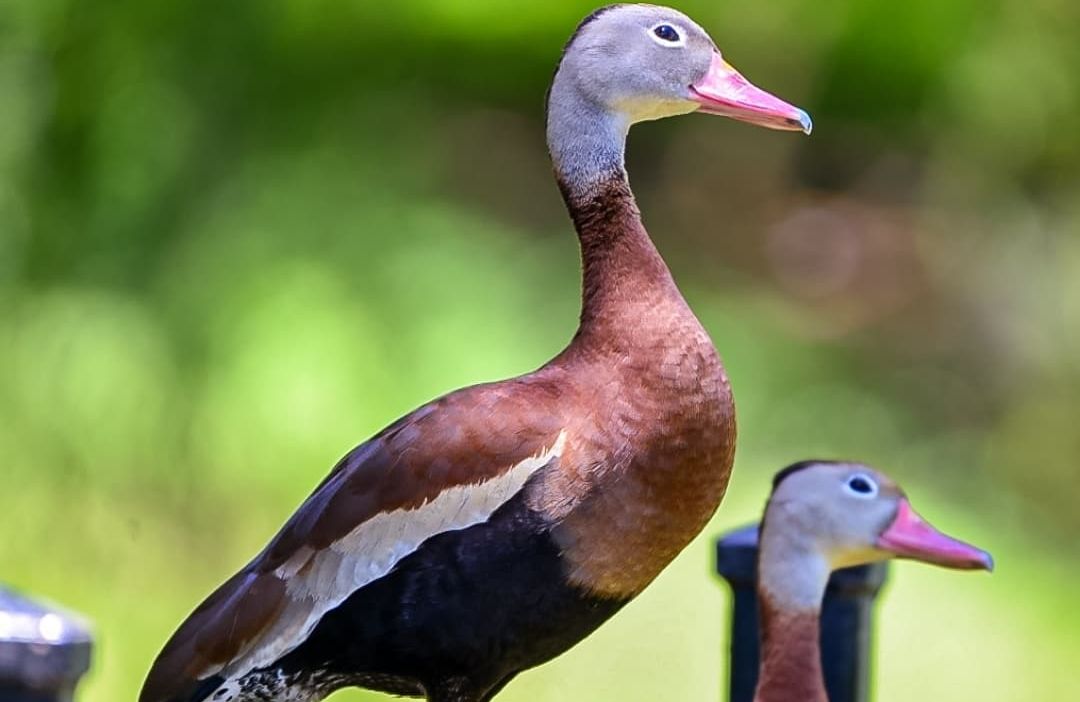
xmin=754 ymin=533 xmax=830 ymax=702
xmin=547 ymin=85 xmax=677 ymax=346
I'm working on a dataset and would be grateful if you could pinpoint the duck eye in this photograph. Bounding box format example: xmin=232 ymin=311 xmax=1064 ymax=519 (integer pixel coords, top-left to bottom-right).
xmin=652 ymin=24 xmax=681 ymax=44
xmin=844 ymin=474 xmax=878 ymax=498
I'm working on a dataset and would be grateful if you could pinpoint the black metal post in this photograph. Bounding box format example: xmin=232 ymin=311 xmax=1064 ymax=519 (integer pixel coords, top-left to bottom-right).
xmin=715 ymin=525 xmax=888 ymax=702
xmin=0 ymin=587 xmax=93 ymax=702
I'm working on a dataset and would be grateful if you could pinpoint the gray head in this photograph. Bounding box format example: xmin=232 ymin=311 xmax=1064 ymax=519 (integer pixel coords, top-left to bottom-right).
xmin=547 ymin=4 xmax=811 ymax=184
xmin=554 ymin=5 xmax=716 ymax=123
xmin=760 ymin=461 xmax=992 ymax=608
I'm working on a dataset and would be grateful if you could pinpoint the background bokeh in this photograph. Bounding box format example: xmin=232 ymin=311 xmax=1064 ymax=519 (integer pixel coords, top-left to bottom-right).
xmin=2 ymin=0 xmax=1078 ymax=700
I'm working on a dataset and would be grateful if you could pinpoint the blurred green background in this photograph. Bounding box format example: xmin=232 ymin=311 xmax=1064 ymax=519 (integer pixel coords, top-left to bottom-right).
xmin=2 ymin=0 xmax=1078 ymax=700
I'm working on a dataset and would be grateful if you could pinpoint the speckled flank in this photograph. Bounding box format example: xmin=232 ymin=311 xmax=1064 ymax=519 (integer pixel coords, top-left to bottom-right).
xmin=203 ymin=670 xmax=356 ymax=702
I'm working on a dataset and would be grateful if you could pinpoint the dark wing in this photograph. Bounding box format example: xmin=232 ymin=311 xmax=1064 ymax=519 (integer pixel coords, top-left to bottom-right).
xmin=140 ymin=378 xmax=568 ymax=702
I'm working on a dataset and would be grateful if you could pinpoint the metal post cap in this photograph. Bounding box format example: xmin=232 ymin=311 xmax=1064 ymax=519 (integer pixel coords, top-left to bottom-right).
xmin=0 ymin=586 xmax=93 ymax=700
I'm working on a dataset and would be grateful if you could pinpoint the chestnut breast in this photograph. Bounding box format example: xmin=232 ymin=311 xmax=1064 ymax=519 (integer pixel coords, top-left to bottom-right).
xmin=531 ymin=292 xmax=736 ymax=598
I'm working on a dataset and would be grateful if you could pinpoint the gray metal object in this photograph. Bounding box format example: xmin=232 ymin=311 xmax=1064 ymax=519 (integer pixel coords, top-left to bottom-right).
xmin=715 ymin=525 xmax=889 ymax=702
xmin=0 ymin=587 xmax=93 ymax=702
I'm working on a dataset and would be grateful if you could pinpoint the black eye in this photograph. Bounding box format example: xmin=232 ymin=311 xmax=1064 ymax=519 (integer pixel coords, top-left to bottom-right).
xmin=653 ymin=24 xmax=680 ymax=42
xmin=848 ymin=476 xmax=874 ymax=494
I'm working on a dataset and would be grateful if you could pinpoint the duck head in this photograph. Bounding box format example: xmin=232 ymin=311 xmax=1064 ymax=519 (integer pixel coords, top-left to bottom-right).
xmin=762 ymin=461 xmax=993 ymax=580
xmin=755 ymin=463 xmax=991 ymax=701
xmin=551 ymin=4 xmax=811 ymax=133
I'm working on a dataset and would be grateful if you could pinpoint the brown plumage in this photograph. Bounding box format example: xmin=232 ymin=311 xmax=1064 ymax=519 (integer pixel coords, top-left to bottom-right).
xmin=756 ymin=601 xmax=827 ymax=702
xmin=141 ymin=5 xmax=811 ymax=701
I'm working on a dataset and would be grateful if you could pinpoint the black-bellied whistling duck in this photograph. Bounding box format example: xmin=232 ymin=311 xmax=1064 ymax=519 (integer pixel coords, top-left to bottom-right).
xmin=139 ymin=5 xmax=811 ymax=702
xmin=755 ymin=461 xmax=993 ymax=702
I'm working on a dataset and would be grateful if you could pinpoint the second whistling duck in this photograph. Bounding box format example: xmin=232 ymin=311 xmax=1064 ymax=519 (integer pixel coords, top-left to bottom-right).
xmin=139 ymin=5 xmax=811 ymax=702
xmin=755 ymin=461 xmax=993 ymax=702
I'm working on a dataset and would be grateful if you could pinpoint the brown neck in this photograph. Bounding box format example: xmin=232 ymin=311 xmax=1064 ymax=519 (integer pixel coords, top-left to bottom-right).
xmin=754 ymin=592 xmax=828 ymax=702
xmin=557 ymin=171 xmax=678 ymax=347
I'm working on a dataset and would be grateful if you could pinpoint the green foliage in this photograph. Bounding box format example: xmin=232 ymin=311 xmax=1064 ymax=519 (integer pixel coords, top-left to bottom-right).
xmin=1 ymin=0 xmax=1078 ymax=700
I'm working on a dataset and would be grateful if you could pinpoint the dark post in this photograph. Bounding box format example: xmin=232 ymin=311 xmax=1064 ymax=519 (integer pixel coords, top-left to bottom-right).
xmin=0 ymin=587 xmax=93 ymax=702
xmin=715 ymin=525 xmax=888 ymax=702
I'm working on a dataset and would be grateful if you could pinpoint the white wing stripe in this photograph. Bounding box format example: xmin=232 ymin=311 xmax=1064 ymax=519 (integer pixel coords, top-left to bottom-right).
xmin=226 ymin=430 xmax=567 ymax=678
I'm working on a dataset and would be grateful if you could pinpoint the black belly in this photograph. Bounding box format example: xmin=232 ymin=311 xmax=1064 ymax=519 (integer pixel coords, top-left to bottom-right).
xmin=271 ymin=491 xmax=629 ymax=697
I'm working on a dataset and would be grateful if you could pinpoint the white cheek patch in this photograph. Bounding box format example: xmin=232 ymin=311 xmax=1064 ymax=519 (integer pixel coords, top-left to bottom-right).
xmin=222 ymin=430 xmax=568 ymax=680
